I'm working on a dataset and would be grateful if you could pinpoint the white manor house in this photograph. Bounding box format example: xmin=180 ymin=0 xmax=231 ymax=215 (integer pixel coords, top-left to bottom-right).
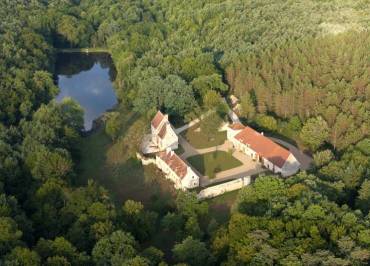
xmin=141 ymin=110 xmax=300 ymax=190
xmin=142 ymin=111 xmax=199 ymax=190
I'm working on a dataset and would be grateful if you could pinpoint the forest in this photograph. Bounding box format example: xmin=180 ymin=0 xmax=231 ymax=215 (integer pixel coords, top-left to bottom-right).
xmin=0 ymin=0 xmax=369 ymax=265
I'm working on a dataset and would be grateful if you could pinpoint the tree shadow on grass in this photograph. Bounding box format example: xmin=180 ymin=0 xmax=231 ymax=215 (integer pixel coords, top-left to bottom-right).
xmin=187 ymin=155 xmax=206 ymax=175
xmin=77 ymin=126 xmax=176 ymax=210
xmin=106 ymin=159 xmax=176 ymax=210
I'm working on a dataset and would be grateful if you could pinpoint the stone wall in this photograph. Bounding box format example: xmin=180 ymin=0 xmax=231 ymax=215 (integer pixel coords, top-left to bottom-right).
xmin=197 ymin=176 xmax=251 ymax=200
xmin=136 ymin=152 xmax=156 ymax=166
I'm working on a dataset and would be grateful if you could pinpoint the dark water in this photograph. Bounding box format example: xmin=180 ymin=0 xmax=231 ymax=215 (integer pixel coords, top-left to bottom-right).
xmin=55 ymin=52 xmax=117 ymax=130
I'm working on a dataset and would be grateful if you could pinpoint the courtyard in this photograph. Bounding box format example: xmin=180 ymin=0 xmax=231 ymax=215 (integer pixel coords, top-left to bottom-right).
xmin=187 ymin=151 xmax=243 ymax=178
xmin=144 ymin=106 xmax=306 ymax=190
xmin=177 ymin=131 xmax=265 ymax=187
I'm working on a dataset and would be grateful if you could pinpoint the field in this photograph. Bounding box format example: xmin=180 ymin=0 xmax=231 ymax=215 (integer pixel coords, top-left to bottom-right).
xmin=187 ymin=151 xmax=243 ymax=178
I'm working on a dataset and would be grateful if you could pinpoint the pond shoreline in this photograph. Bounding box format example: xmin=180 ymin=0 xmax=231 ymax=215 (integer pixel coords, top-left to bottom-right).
xmin=82 ymin=103 xmax=119 ymax=137
xmin=56 ymin=51 xmax=117 ymax=131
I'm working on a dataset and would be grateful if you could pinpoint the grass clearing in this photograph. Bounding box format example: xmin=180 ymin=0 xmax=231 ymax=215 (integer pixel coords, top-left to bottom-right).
xmin=77 ymin=124 xmax=177 ymax=255
xmin=207 ymin=190 xmax=239 ymax=224
xmin=76 ymin=110 xmax=176 ymax=210
xmin=181 ymin=125 xmax=226 ymax=149
xmin=187 ymin=151 xmax=242 ymax=178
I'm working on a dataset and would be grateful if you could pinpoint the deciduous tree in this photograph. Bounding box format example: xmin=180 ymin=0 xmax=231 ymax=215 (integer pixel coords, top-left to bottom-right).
xmin=300 ymin=116 xmax=329 ymax=151
xmin=173 ymin=237 xmax=213 ymax=266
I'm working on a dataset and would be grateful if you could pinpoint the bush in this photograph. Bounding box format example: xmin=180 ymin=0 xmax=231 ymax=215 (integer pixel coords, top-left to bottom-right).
xmin=105 ymin=112 xmax=121 ymax=140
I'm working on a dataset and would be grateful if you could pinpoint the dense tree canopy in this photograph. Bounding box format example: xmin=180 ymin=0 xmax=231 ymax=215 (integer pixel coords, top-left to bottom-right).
xmin=227 ymin=32 xmax=369 ymax=152
xmin=212 ymin=175 xmax=370 ymax=265
xmin=0 ymin=0 xmax=369 ymax=265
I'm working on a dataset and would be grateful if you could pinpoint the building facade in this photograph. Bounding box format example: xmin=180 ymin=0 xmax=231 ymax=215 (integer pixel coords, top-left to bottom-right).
xmin=156 ymin=149 xmax=199 ymax=190
xmin=140 ymin=111 xmax=200 ymax=190
xmin=150 ymin=111 xmax=178 ymax=151
xmin=227 ymin=123 xmax=300 ymax=176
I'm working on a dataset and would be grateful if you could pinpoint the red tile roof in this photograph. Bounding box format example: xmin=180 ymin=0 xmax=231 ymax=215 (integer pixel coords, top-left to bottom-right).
xmin=158 ymin=151 xmax=188 ymax=179
xmin=158 ymin=124 xmax=167 ymax=139
xmin=151 ymin=111 xmax=165 ymax=129
xmin=235 ymin=126 xmax=291 ymax=168
xmin=228 ymin=123 xmax=245 ymax=130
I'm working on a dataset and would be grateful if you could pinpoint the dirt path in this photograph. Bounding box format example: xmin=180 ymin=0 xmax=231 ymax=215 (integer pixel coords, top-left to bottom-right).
xmin=179 ymin=136 xmax=233 ymax=159
xmin=174 ymin=110 xmax=213 ymax=134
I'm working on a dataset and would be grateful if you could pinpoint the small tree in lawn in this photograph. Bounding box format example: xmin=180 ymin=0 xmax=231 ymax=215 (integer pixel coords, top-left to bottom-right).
xmin=105 ymin=112 xmax=121 ymax=140
xmin=200 ymin=112 xmax=223 ymax=141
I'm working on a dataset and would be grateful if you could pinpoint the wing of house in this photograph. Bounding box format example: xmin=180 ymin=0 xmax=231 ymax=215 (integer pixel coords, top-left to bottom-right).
xmin=150 ymin=111 xmax=178 ymax=151
xmin=227 ymin=123 xmax=300 ymax=176
xmin=141 ymin=111 xmax=199 ymax=190
xmin=156 ymin=149 xmax=199 ymax=190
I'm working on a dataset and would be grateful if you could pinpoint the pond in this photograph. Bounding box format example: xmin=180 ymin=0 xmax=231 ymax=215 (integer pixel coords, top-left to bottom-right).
xmin=55 ymin=52 xmax=117 ymax=130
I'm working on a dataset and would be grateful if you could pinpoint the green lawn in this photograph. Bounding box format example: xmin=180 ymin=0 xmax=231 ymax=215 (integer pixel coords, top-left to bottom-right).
xmin=181 ymin=125 xmax=226 ymax=149
xmin=174 ymin=144 xmax=185 ymax=155
xmin=187 ymin=151 xmax=243 ymax=178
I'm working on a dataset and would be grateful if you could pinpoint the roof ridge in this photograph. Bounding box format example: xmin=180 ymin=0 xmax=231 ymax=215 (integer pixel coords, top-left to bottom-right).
xmin=234 ymin=126 xmax=291 ymax=168
xmin=159 ymin=150 xmax=188 ymax=179
xmin=151 ymin=110 xmax=166 ymax=129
